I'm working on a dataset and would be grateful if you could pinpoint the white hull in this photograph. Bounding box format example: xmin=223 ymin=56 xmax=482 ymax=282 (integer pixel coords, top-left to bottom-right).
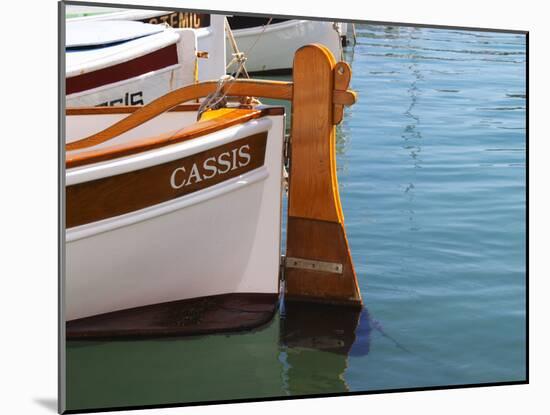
xmin=65 ymin=110 xmax=284 ymax=321
xmin=66 ymin=15 xmax=226 ymax=107
xmin=66 ymin=23 xmax=196 ymax=107
xmin=67 ymin=65 xmax=190 ymax=107
xmin=228 ymin=20 xmax=343 ymax=73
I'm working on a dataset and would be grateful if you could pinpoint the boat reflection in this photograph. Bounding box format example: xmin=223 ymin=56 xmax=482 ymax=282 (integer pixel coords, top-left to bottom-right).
xmin=66 ymin=302 xmax=378 ymax=410
xmin=278 ymin=301 xmax=372 ymax=395
xmin=280 ymin=301 xmax=366 ymax=355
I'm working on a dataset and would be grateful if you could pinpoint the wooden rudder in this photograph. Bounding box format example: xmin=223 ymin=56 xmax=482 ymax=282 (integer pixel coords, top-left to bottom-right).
xmin=285 ymin=44 xmax=362 ymax=308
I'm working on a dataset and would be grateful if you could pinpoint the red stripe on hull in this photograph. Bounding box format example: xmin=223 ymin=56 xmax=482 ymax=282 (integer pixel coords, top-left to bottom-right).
xmin=66 ymin=44 xmax=179 ymax=95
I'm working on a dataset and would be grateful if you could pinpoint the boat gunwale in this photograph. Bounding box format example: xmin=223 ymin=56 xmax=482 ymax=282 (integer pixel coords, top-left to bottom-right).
xmin=66 ymin=105 xmax=284 ymax=169
xmin=66 ymin=103 xmax=201 ymax=115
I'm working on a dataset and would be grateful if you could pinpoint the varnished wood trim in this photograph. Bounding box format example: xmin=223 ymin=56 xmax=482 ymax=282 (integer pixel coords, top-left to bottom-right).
xmin=288 ymin=44 xmax=342 ymax=223
xmin=285 ymin=216 xmax=362 ymax=308
xmin=66 ymin=44 xmax=178 ymax=95
xmin=66 ymin=132 xmax=268 ymax=228
xmin=333 ymin=62 xmax=355 ymax=124
xmin=66 ymin=103 xmax=201 ymax=115
xmin=244 ymin=105 xmax=285 ymax=116
xmin=284 ymin=44 xmax=362 ymax=307
xmin=333 ymin=89 xmax=357 ymax=106
xmin=65 ymin=103 xmax=285 ymax=116
xmin=66 ymin=108 xmax=271 ymax=168
xmin=66 ymin=80 xmax=293 ymax=151
xmin=66 ymin=293 xmax=278 ymax=339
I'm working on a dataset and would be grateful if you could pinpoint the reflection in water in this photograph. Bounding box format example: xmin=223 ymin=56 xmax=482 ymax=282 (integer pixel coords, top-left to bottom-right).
xmin=335 ymin=123 xmax=350 ymax=157
xmin=66 ymin=303 xmax=378 ymax=410
xmin=280 ymin=302 xmax=363 ymax=355
xmin=279 ymin=302 xmax=365 ymax=395
xmin=277 ymin=301 xmax=410 ymax=395
xmin=401 ymin=29 xmax=423 ymax=234
xmin=66 ymin=320 xmax=285 ymax=410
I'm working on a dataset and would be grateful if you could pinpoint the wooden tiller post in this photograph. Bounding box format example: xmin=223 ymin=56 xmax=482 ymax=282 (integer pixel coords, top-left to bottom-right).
xmin=285 ymin=44 xmax=362 ymax=308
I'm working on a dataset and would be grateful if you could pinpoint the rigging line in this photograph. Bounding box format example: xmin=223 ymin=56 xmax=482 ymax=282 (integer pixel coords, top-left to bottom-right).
xmin=225 ymin=17 xmax=250 ymax=78
xmin=195 ymin=56 xmax=248 ymax=121
xmin=242 ymin=18 xmax=274 ymax=62
xmin=196 ymin=18 xmax=275 ymax=121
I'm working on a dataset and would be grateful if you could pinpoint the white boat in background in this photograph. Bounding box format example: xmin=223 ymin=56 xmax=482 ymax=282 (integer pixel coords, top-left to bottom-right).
xmin=66 ymin=6 xmax=348 ymax=76
xmin=67 ymin=21 xmax=203 ymax=107
xmin=67 ymin=9 xmax=226 ymax=85
xmin=225 ymin=17 xmax=345 ymax=73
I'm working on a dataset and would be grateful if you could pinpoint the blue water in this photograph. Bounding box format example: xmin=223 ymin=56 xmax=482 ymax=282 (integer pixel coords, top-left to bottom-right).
xmin=66 ymin=24 xmax=526 ymax=410
xmin=341 ymin=25 xmax=526 ymax=390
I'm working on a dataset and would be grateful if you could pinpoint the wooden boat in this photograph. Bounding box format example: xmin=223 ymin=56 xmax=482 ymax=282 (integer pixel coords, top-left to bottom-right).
xmin=66 ymin=15 xmax=226 ymax=107
xmin=65 ymin=45 xmax=362 ymax=339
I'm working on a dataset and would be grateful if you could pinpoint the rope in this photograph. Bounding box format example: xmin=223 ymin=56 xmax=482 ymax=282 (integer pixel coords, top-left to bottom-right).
xmin=225 ymin=17 xmax=273 ymax=77
xmin=242 ymin=18 xmax=273 ymax=60
xmin=196 ymin=53 xmax=252 ymax=121
xmin=197 ymin=18 xmax=275 ymax=120
xmin=225 ymin=17 xmax=250 ymax=79
xmin=226 ymin=52 xmax=248 ymax=77
xmin=196 ymin=75 xmax=232 ymax=121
